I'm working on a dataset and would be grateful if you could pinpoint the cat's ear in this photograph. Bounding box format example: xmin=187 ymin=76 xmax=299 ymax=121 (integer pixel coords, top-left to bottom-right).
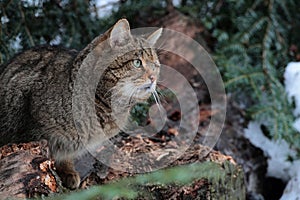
xmin=109 ymin=19 xmax=132 ymax=48
xmin=147 ymin=28 xmax=162 ymax=47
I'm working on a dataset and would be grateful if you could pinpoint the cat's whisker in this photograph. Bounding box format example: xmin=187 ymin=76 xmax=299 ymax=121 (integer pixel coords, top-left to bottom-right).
xmin=151 ymin=90 xmax=162 ymax=111
xmin=156 ymin=79 xmax=167 ymax=84
xmin=110 ymin=83 xmax=141 ymax=109
xmin=110 ymin=82 xmax=133 ymax=100
xmin=159 ymin=95 xmax=169 ymax=105
xmin=154 ymin=88 xmax=169 ymax=107
xmin=106 ymin=85 xmax=123 ymax=99
xmin=156 ymin=39 xmax=168 ymax=51
xmin=151 ymin=90 xmax=166 ymax=122
xmin=157 ymin=50 xmax=169 ymax=57
xmin=155 ymin=87 xmax=166 ymax=98
xmin=153 ymin=90 xmax=162 ymax=106
xmin=128 ymin=86 xmax=138 ymax=105
xmin=157 ymin=88 xmax=168 ymax=102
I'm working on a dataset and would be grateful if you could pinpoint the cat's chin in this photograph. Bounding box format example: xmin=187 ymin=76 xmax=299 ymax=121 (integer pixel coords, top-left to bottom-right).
xmin=137 ymin=85 xmax=155 ymax=99
xmin=134 ymin=90 xmax=152 ymax=102
xmin=135 ymin=95 xmax=151 ymax=102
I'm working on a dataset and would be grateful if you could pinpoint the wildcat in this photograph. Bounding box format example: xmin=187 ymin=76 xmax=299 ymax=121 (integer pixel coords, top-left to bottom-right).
xmin=0 ymin=19 xmax=162 ymax=189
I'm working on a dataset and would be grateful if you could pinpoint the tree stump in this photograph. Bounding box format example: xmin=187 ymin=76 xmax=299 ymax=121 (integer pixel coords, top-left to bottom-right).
xmin=0 ymin=139 xmax=245 ymax=199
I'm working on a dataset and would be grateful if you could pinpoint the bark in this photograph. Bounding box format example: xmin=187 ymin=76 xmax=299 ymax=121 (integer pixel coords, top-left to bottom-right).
xmin=0 ymin=141 xmax=245 ymax=199
xmin=0 ymin=141 xmax=58 ymax=199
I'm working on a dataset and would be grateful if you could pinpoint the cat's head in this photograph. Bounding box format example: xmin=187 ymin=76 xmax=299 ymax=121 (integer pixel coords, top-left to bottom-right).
xmin=99 ymin=19 xmax=162 ymax=105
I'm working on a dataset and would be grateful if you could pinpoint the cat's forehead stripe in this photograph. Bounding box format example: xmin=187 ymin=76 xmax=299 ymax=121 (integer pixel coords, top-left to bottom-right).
xmin=137 ymin=39 xmax=153 ymax=56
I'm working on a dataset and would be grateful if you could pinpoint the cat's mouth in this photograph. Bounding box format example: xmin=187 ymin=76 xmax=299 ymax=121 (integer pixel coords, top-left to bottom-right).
xmin=139 ymin=83 xmax=156 ymax=92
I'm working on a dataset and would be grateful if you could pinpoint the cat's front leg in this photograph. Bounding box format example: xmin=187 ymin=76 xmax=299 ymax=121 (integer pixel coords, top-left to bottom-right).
xmin=46 ymin=128 xmax=82 ymax=189
xmin=55 ymin=159 xmax=80 ymax=189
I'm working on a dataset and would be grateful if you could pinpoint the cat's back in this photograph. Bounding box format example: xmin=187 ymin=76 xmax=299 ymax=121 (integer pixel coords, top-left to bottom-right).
xmin=0 ymin=46 xmax=78 ymax=144
xmin=0 ymin=46 xmax=77 ymax=87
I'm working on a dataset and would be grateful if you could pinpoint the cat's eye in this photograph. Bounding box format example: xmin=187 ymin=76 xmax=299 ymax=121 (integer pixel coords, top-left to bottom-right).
xmin=133 ymin=59 xmax=142 ymax=68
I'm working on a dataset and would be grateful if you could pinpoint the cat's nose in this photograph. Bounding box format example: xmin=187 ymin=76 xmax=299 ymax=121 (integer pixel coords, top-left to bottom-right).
xmin=149 ymin=75 xmax=156 ymax=83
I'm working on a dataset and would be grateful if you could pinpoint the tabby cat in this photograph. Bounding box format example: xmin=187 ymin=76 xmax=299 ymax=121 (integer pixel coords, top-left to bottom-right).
xmin=0 ymin=19 xmax=162 ymax=189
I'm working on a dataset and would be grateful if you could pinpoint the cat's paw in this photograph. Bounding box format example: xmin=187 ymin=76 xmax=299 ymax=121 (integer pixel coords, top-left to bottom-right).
xmin=55 ymin=160 xmax=81 ymax=190
xmin=60 ymin=170 xmax=80 ymax=190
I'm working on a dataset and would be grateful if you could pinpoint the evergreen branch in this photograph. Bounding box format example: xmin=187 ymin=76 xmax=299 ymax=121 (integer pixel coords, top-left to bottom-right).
xmin=282 ymin=112 xmax=290 ymax=140
xmin=249 ymin=76 xmax=261 ymax=98
xmin=250 ymin=0 xmax=263 ymax=10
xmin=261 ymin=17 xmax=283 ymax=89
xmin=273 ymin=109 xmax=279 ymax=139
xmin=221 ymin=43 xmax=246 ymax=54
xmin=240 ymin=16 xmax=267 ymax=43
xmin=225 ymin=72 xmax=264 ymax=88
xmin=18 ymin=2 xmax=35 ymax=46
xmin=276 ymin=0 xmax=292 ymax=21
xmin=250 ymin=105 xmax=275 ymax=119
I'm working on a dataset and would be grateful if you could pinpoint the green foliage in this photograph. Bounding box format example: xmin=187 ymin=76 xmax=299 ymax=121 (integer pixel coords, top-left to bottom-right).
xmin=130 ymin=102 xmax=150 ymax=126
xmin=46 ymin=161 xmax=236 ymax=200
xmin=0 ymin=0 xmax=110 ymax=64
xmin=0 ymin=0 xmax=168 ymax=65
xmin=108 ymin=0 xmax=167 ymax=28
xmin=130 ymin=88 xmax=176 ymax=126
xmin=179 ymin=0 xmax=300 ymax=152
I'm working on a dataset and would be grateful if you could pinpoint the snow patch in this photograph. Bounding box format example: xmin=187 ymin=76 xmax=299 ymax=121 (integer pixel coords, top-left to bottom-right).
xmin=280 ymin=61 xmax=300 ymax=199
xmin=284 ymin=62 xmax=300 ymax=118
xmin=95 ymin=0 xmax=119 ymax=17
xmin=1 ymin=16 xmax=9 ymax=24
xmin=245 ymin=122 xmax=300 ymax=199
xmin=280 ymin=160 xmax=300 ymax=200
xmin=244 ymin=122 xmax=296 ymax=181
xmin=244 ymin=62 xmax=300 ymax=199
xmin=293 ymin=118 xmax=300 ymax=133
xmin=10 ymin=34 xmax=22 ymax=51
xmin=50 ymin=35 xmax=62 ymax=46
